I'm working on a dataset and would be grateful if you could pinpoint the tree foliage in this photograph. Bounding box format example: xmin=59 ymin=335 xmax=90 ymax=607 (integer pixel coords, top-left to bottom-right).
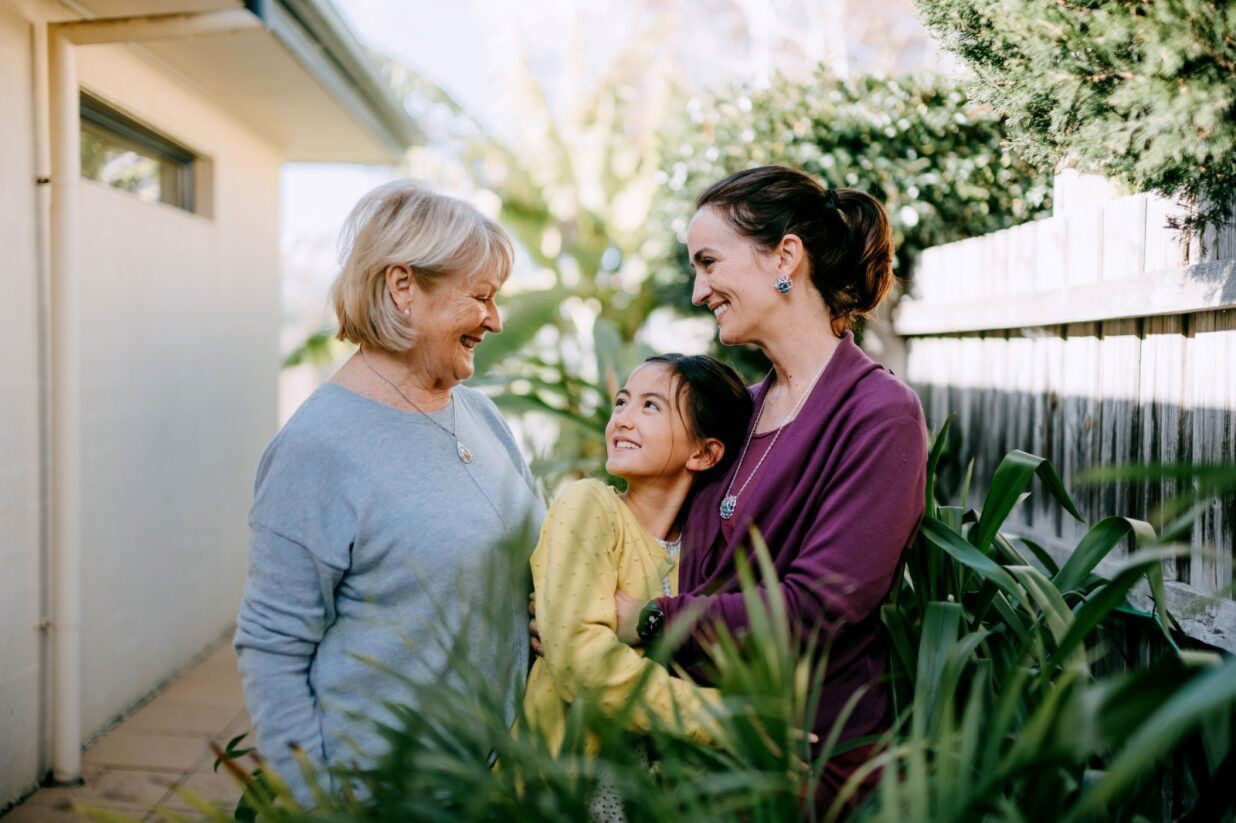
xmin=914 ymin=0 xmax=1236 ymax=230
xmin=649 ymin=70 xmax=1052 ymax=302
xmin=647 ymin=69 xmax=1051 ymax=376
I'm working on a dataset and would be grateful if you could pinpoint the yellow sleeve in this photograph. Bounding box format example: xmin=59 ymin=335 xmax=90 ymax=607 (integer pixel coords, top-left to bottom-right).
xmin=531 ymin=480 xmax=722 ymax=744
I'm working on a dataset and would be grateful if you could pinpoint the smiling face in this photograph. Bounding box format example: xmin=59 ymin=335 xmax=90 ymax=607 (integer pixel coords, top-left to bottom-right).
xmin=406 ymin=268 xmax=505 ymax=387
xmin=604 ymin=363 xmax=700 ymax=482
xmin=687 ymin=205 xmax=786 ymax=346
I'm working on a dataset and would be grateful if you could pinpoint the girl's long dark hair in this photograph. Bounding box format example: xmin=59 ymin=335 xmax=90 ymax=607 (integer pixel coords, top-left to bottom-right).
xmin=643 ymin=353 xmax=753 ymax=476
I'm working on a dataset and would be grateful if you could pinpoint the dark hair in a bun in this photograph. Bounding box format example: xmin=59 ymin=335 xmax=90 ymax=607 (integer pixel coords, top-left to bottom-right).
xmin=643 ymin=353 xmax=753 ymax=476
xmin=695 ymin=165 xmax=894 ymax=335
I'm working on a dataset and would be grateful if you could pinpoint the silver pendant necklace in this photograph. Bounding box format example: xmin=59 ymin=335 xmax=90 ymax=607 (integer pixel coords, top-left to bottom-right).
xmin=656 ymin=535 xmax=681 ymax=597
xmin=719 ymin=356 xmax=831 ymax=520
xmin=359 ymin=349 xmax=473 ymax=464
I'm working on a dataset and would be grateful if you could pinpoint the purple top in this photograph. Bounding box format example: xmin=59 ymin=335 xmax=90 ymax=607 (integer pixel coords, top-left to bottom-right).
xmin=657 ymin=332 xmax=927 ymax=753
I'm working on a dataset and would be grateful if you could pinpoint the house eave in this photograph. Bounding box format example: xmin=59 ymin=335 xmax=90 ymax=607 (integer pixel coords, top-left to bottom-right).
xmin=246 ymin=0 xmax=421 ymax=160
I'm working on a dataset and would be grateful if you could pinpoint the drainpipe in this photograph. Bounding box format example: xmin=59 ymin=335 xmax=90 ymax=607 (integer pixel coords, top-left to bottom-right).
xmin=43 ymin=8 xmax=262 ymax=785
xmin=31 ymin=17 xmax=54 ymax=782
xmin=48 ymin=27 xmax=82 ymax=785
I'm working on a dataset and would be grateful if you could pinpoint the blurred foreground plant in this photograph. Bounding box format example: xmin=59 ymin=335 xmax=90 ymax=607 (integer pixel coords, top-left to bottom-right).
xmin=85 ymin=425 xmax=1236 ymax=822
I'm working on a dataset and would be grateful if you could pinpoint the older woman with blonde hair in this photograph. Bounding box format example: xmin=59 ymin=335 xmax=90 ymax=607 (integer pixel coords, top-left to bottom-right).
xmin=235 ymin=180 xmax=545 ymax=805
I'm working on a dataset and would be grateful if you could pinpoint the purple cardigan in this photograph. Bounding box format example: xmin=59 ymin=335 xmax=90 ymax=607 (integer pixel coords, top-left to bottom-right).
xmin=658 ymin=332 xmax=927 ymax=748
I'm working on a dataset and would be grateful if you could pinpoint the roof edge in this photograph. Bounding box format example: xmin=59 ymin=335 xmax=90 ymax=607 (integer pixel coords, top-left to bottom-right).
xmin=245 ymin=0 xmax=420 ymax=160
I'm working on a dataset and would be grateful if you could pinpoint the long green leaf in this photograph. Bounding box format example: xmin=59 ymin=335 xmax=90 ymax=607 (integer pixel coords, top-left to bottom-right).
xmin=1007 ymin=565 xmax=1074 ymax=649
xmin=473 ymin=287 xmax=567 ymax=376
xmin=925 ymin=415 xmax=955 ymax=518
xmin=1050 ymin=548 xmax=1184 ymax=675
xmin=1072 ymin=657 xmax=1236 ymax=819
xmin=1053 ymin=516 xmax=1156 ymax=593
xmin=973 ymin=451 xmax=1082 ymax=553
xmin=914 ymin=601 xmax=962 ymax=735
xmin=1013 ymin=536 xmax=1060 ymax=578
xmin=490 ymin=392 xmax=604 ymax=433
xmin=1079 ymin=462 xmax=1236 ymax=493
xmin=929 ymin=628 xmax=992 ymax=737
xmin=1144 ymin=555 xmax=1180 ymax=652
xmin=881 ymin=603 xmax=918 ymax=689
xmin=920 ymin=516 xmax=1027 ymax=608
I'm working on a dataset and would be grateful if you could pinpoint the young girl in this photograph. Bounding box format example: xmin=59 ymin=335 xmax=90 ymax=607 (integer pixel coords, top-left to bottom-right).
xmin=522 ymin=353 xmax=754 ymax=754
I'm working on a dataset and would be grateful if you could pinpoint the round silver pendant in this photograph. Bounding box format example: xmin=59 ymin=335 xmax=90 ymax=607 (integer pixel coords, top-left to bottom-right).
xmin=457 ymin=441 xmax=473 ymax=464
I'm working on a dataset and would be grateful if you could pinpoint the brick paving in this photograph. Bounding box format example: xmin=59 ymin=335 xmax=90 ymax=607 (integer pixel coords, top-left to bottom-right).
xmin=3 ymin=642 xmax=250 ymax=822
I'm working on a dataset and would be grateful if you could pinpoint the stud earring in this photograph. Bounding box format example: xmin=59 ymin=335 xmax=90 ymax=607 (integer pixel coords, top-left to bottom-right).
xmin=404 ymin=308 xmax=411 ymax=316
xmin=774 ymin=273 xmax=792 ymax=295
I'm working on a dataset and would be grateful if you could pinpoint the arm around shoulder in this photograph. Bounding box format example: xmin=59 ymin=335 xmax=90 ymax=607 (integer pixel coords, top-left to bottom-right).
xmin=660 ymin=411 xmax=928 ymax=655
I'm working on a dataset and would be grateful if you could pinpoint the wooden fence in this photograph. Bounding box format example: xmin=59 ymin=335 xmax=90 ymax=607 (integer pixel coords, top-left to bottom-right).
xmin=895 ymin=190 xmax=1236 ymax=652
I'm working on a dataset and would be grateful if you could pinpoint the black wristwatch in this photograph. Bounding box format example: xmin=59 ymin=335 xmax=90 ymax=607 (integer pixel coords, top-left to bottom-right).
xmin=636 ymin=600 xmax=665 ymax=644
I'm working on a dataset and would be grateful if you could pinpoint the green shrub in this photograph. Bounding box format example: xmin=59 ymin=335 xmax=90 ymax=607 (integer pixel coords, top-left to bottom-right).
xmin=914 ymin=0 xmax=1236 ymax=231
xmin=648 ymin=71 xmax=1051 ymax=302
xmin=865 ymin=420 xmax=1236 ymax=822
xmin=646 ymin=70 xmax=1051 ymax=377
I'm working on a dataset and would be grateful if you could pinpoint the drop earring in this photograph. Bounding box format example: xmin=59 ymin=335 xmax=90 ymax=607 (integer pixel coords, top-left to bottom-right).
xmin=774 ymin=273 xmax=792 ymax=295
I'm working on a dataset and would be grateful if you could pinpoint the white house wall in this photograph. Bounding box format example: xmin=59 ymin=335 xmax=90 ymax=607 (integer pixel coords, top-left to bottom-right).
xmin=0 ymin=0 xmax=51 ymax=807
xmin=1 ymin=1 xmax=282 ymax=804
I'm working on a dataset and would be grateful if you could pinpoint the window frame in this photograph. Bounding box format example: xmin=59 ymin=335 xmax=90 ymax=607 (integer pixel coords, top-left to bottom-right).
xmin=80 ymin=93 xmax=198 ymax=213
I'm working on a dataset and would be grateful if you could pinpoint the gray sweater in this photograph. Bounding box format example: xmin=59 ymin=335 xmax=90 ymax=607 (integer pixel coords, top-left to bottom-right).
xmin=234 ymin=382 xmax=545 ymax=805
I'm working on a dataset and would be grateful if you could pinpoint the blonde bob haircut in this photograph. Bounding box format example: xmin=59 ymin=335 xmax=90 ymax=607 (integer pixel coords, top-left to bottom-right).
xmin=331 ymin=179 xmax=514 ymax=352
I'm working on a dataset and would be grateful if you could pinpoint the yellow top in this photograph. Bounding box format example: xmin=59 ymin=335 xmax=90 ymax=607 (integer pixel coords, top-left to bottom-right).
xmin=523 ymin=479 xmax=721 ymax=754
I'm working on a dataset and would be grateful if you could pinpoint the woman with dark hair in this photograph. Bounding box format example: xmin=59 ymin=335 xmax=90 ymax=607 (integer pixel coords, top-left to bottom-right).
xmin=612 ymin=165 xmax=928 ymax=807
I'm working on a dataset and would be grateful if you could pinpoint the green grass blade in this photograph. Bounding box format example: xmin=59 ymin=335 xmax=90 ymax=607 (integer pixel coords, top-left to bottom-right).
xmin=930 ymin=628 xmax=992 ymax=737
xmin=960 ymin=457 xmax=975 ymax=512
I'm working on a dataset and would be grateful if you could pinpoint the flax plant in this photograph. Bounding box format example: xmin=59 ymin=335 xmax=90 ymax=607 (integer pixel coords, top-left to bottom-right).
xmin=84 ymin=421 xmax=1236 ymax=822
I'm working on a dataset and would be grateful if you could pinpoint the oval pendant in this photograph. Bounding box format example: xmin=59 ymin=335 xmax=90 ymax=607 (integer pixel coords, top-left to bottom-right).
xmin=457 ymin=441 xmax=473 ymax=464
xmin=719 ymin=495 xmax=737 ymax=520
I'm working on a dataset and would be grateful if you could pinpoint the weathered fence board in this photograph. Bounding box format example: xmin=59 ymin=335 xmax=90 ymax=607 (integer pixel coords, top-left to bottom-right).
xmin=897 ymin=191 xmax=1236 ymax=651
xmin=1191 ymin=309 xmax=1236 ymax=602
xmin=1139 ymin=315 xmax=1192 ymax=582
xmin=1097 ymin=319 xmax=1141 ymax=559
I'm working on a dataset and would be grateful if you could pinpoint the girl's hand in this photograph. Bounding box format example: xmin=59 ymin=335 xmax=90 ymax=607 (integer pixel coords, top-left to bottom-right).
xmin=528 ymin=592 xmax=543 ymax=657
xmin=615 ymin=591 xmax=648 ymax=645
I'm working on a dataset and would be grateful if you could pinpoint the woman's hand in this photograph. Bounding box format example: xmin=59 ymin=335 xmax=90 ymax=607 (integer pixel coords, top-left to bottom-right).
xmin=615 ymin=591 xmax=648 ymax=645
xmin=528 ymin=592 xmax=543 ymax=657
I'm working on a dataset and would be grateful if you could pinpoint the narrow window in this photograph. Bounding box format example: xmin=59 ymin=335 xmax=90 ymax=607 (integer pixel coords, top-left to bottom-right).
xmin=80 ymin=93 xmax=198 ymax=213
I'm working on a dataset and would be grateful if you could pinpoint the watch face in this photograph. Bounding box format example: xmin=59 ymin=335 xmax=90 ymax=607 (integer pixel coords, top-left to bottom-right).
xmin=638 ymin=603 xmax=664 ymax=643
